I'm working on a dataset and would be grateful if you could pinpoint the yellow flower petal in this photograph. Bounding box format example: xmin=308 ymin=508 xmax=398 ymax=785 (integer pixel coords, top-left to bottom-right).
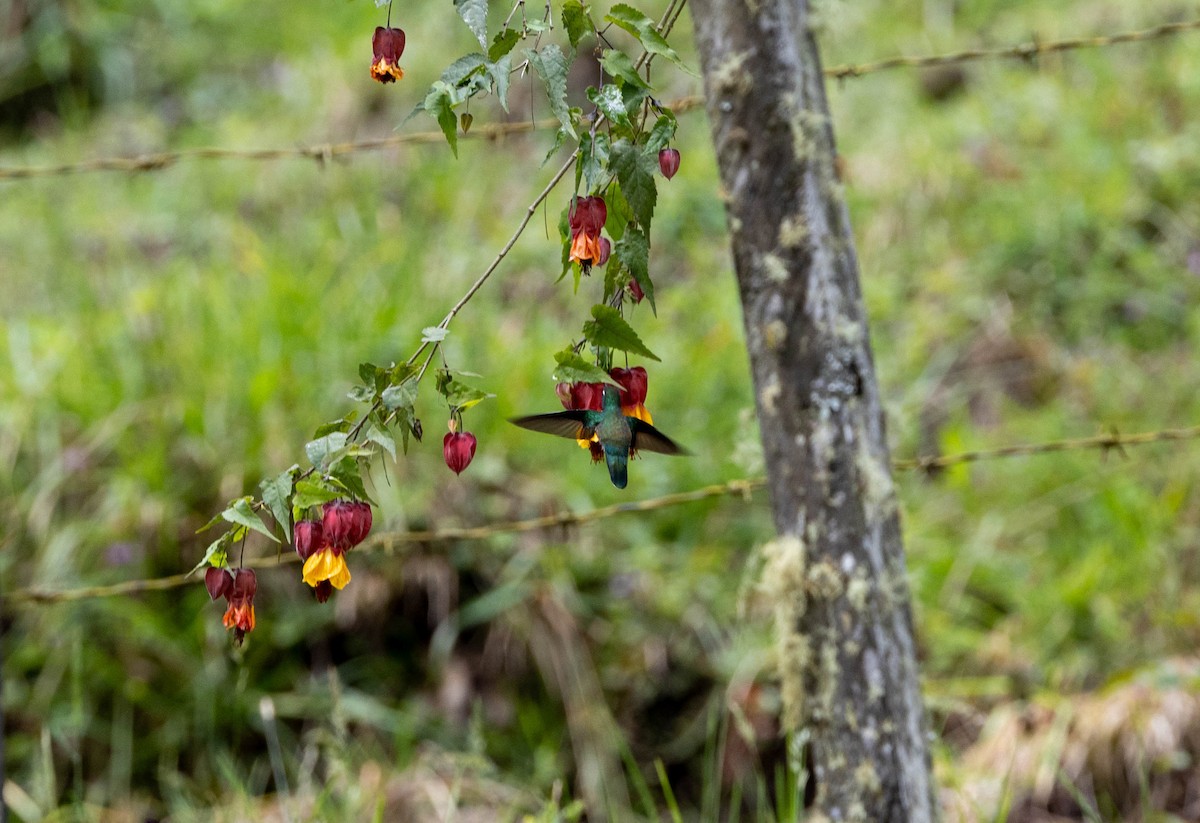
xmin=303 ymin=548 xmax=352 ymax=589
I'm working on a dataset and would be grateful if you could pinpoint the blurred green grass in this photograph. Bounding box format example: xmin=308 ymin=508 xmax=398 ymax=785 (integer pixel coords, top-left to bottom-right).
xmin=4 ymin=0 xmax=1200 ymax=818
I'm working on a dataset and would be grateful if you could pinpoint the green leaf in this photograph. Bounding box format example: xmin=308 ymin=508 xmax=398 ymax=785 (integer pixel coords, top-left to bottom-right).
xmin=604 ymin=3 xmax=695 ymax=75
xmin=454 ymin=0 xmax=488 ymax=47
xmin=222 ymin=497 xmax=280 ymax=543
xmin=543 ymin=124 xmax=571 ymax=166
xmin=489 ymin=28 xmax=521 ymax=61
xmin=611 ymin=138 xmax=657 ymax=229
xmin=562 ymin=0 xmax=591 ymax=50
xmin=587 ymin=84 xmax=632 ymax=132
xmin=605 ymin=182 xmax=633 ymax=241
xmin=329 ymin=456 xmax=376 ymax=506
xmin=306 ymin=432 xmax=348 ymax=469
xmin=291 ymin=478 xmax=342 ymax=521
xmin=259 ymin=466 xmax=297 ymax=543
xmin=552 ymin=349 xmax=614 ymax=384
xmin=382 ymin=379 xmax=418 ymax=411
xmin=189 ymin=532 xmax=233 ymax=576
xmin=527 ymin=45 xmax=576 ymax=139
xmin=422 ymin=326 xmax=449 ymax=343
xmin=600 ymin=49 xmax=649 ymax=90
xmin=582 ymin=304 xmax=660 ymax=361
xmin=436 ymin=369 xmax=493 ymax=411
xmin=313 ymin=415 xmax=353 ymax=438
xmin=580 ymin=132 xmax=611 ymax=194
xmin=644 ymin=112 xmax=677 ymax=154
xmin=615 ymin=225 xmax=655 ymax=313
xmin=490 ymin=54 xmax=512 ymax=112
xmin=425 ymin=84 xmax=459 ymax=157
xmin=364 ymin=423 xmax=397 ymax=460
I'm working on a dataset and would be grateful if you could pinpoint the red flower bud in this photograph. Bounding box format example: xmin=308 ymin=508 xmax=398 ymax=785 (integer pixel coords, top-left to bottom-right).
xmin=370 ymin=27 xmax=406 ymax=84
xmin=556 ymin=382 xmax=574 ymax=409
xmin=658 ymin=148 xmax=680 ymax=180
xmin=322 ymin=501 xmax=355 ymax=552
xmin=628 ymin=278 xmax=645 ymax=303
xmin=443 ymin=432 xmax=478 ymax=475
xmin=596 ymin=236 xmax=612 ymax=267
xmin=205 ymin=567 xmax=232 ymax=601
xmin=294 ymin=520 xmax=325 ymax=561
xmin=347 ymin=501 xmax=373 ymax=547
xmin=610 ymin=366 xmax=649 ymax=407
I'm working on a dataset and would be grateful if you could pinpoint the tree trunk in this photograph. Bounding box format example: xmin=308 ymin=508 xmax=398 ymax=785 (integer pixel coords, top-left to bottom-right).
xmin=689 ymin=2 xmax=938 ymax=820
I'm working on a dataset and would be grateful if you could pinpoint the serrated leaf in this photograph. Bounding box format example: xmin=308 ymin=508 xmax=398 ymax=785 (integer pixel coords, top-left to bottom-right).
xmin=364 ymin=423 xmax=397 ymax=460
xmin=582 ymin=304 xmax=660 ymax=361
xmin=611 ymin=138 xmax=657 ymax=229
xmin=454 ymin=0 xmax=488 ymax=47
xmin=600 ymin=49 xmax=649 ymax=90
xmin=260 ymin=466 xmax=297 ymax=543
xmin=580 ymin=132 xmax=610 ymax=194
xmin=348 ymin=385 xmax=375 ymax=402
xmin=329 ymin=456 xmax=376 ymax=507
xmin=222 ymin=497 xmax=280 ymax=543
xmin=587 ymin=84 xmax=632 ymax=132
xmin=605 ymin=182 xmax=632 ymax=241
xmin=291 ymin=478 xmax=342 ymax=521
xmin=527 ymin=45 xmax=576 ymax=139
xmin=382 ymin=379 xmax=418 ymax=411
xmin=313 ymin=415 xmax=353 ymax=438
xmin=422 ymin=326 xmax=449 ymax=343
xmin=189 ymin=532 xmax=233 ymax=576
xmin=615 ymin=225 xmax=655 ymax=313
xmin=552 ymin=349 xmax=614 ymax=384
xmin=644 ymin=112 xmax=677 ymax=154
xmin=306 ymin=432 xmax=349 ymax=469
xmin=425 ymin=84 xmax=459 ymax=157
xmin=489 ymin=28 xmax=521 ymax=61
xmin=441 ymin=54 xmax=489 ymax=90
xmin=562 ymin=0 xmax=591 ymax=50
xmin=604 ymin=3 xmax=695 ymax=75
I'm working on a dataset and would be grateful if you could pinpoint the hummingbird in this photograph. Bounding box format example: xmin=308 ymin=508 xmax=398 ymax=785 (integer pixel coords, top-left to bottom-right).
xmin=510 ymin=384 xmax=689 ymax=488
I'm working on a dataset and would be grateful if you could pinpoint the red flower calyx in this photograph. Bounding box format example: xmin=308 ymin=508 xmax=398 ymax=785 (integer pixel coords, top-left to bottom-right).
xmin=658 ymin=148 xmax=680 ymax=180
xmin=444 ymin=431 xmax=478 ymax=475
xmin=371 ymin=27 xmax=406 ymax=84
xmin=294 ymin=519 xmax=325 ymax=561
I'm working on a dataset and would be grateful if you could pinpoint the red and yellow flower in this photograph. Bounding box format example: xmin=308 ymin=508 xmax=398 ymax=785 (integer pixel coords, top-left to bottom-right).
xmin=218 ymin=568 xmax=257 ymax=645
xmin=370 ymin=27 xmax=406 ymax=84
xmin=298 ymin=501 xmax=372 ymax=599
xmin=568 ymin=196 xmax=607 ymax=269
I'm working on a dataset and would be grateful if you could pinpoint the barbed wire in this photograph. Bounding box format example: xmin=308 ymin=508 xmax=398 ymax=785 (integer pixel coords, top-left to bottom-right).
xmin=9 ymin=423 xmax=1198 ymax=606
xmin=2 ymin=17 xmax=1197 ymax=182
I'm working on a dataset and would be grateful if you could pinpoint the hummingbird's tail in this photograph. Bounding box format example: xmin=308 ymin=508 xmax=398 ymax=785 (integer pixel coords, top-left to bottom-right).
xmin=603 ymin=445 xmax=628 ymax=489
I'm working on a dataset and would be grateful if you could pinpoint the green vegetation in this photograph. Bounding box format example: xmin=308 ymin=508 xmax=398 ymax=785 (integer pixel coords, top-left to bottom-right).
xmin=4 ymin=0 xmax=1200 ymax=819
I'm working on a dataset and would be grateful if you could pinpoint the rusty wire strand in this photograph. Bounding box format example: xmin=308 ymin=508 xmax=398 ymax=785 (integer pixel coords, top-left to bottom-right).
xmin=9 ymin=423 xmax=1199 ymax=606
xmin=2 ymin=17 xmax=1198 ymax=181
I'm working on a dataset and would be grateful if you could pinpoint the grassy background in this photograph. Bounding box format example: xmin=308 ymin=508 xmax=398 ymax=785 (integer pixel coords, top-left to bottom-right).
xmin=3 ymin=0 xmax=1200 ymax=819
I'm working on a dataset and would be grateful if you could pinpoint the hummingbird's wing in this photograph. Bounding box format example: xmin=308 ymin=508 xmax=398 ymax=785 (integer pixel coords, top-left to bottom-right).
xmin=510 ymin=411 xmax=595 ymax=441
xmin=629 ymin=419 xmax=690 ymax=456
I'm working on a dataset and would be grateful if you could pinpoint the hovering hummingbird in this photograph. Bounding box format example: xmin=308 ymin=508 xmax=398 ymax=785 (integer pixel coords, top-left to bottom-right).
xmin=511 ymin=384 xmax=689 ymax=488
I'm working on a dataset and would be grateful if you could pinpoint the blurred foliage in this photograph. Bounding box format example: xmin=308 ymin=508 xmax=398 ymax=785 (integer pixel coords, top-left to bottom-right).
xmin=3 ymin=0 xmax=1200 ymax=819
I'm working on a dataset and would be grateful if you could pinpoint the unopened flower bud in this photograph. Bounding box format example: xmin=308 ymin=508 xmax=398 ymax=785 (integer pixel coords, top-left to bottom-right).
xmin=443 ymin=432 xmax=478 ymax=475
xmin=596 ymin=237 xmax=612 ymax=267
xmin=205 ymin=567 xmax=232 ymax=601
xmin=294 ymin=520 xmax=324 ymax=561
xmin=628 ymin=278 xmax=645 ymax=303
xmin=658 ymin=148 xmax=680 ymax=180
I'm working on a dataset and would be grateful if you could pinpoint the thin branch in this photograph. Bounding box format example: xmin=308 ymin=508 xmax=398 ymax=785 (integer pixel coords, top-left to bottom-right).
xmin=4 ymin=17 xmax=1198 ymax=182
xmin=11 ymin=423 xmax=1200 ymax=606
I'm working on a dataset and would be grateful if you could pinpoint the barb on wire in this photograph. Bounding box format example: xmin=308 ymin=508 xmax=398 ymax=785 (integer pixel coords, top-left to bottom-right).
xmin=4 ymin=16 xmax=1199 ymax=182
xmin=10 ymin=423 xmax=1199 ymax=606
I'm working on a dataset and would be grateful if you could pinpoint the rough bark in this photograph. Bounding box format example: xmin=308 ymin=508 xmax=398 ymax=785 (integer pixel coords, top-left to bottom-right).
xmin=690 ymin=2 xmax=938 ymax=820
